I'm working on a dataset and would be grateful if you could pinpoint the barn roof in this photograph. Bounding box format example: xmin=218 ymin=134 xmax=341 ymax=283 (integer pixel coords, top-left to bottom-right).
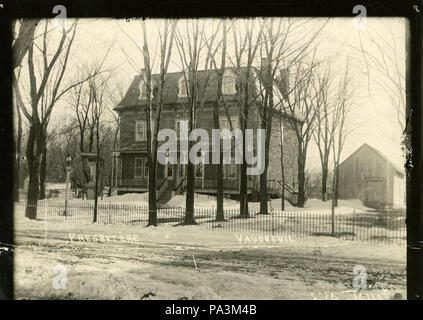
xmin=339 ymin=143 xmax=404 ymax=177
xmin=114 ymin=68 xmax=303 ymax=122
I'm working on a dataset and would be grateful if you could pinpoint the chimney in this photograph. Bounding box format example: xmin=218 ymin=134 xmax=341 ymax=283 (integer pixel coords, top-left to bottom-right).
xmin=278 ymin=68 xmax=290 ymax=100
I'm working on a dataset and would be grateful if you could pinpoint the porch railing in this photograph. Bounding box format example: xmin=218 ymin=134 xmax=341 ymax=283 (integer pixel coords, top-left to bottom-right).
xmin=194 ymin=178 xmax=253 ymax=190
xmin=156 ymin=178 xmax=168 ymax=200
xmin=118 ymin=178 xmax=148 ymax=188
xmin=174 ymin=178 xmax=186 ymax=195
xmin=117 ymin=178 xmax=165 ymax=189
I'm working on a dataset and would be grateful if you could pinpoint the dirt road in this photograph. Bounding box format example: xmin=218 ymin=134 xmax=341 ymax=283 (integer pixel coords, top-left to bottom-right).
xmin=13 ymin=219 xmax=406 ymax=299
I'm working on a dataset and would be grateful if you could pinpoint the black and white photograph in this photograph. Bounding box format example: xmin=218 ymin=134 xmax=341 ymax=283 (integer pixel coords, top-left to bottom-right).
xmin=2 ymin=4 xmax=422 ymax=303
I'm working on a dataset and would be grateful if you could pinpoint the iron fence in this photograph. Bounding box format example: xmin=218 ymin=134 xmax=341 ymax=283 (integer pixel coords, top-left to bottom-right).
xmin=14 ymin=201 xmax=406 ymax=244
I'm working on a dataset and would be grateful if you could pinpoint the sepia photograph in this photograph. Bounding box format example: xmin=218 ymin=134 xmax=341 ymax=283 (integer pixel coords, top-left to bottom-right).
xmin=3 ymin=6 xmax=420 ymax=303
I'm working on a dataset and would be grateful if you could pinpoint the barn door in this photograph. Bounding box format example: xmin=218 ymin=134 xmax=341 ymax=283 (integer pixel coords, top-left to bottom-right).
xmin=365 ymin=179 xmax=385 ymax=208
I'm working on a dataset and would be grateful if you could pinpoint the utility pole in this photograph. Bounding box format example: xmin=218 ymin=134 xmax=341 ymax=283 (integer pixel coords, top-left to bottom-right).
xmin=63 ymin=154 xmax=72 ymax=217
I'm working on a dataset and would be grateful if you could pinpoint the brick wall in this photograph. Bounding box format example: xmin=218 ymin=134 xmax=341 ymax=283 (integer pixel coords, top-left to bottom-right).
xmin=267 ymin=116 xmax=298 ymax=192
xmin=117 ymin=103 xmax=298 ymax=192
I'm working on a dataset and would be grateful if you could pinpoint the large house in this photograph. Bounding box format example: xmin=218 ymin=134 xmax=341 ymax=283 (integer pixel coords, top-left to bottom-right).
xmin=110 ymin=66 xmax=302 ymax=204
xmin=338 ymin=143 xmax=406 ymax=208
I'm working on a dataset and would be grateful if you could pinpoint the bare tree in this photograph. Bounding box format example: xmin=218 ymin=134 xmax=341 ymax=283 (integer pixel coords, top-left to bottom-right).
xmin=140 ymin=20 xmax=177 ymax=226
xmin=12 ymin=19 xmax=40 ymax=69
xmin=12 ymin=19 xmax=40 ymax=202
xmin=226 ymin=19 xmax=264 ymax=218
xmin=14 ymin=20 xmax=79 ymax=218
xmin=331 ymin=63 xmax=354 ymax=208
xmin=68 ymin=60 xmax=112 ymax=189
xmin=355 ymin=19 xmax=405 ymax=134
xmin=174 ymin=19 xmax=210 ymax=224
xmin=68 ymin=78 xmax=92 ymax=185
xmin=281 ymin=54 xmax=320 ymax=207
xmin=312 ymin=66 xmax=334 ymax=201
xmin=257 ymin=18 xmax=329 ymax=213
xmin=90 ymin=75 xmax=114 ymax=222
xmin=201 ymin=20 xmax=227 ymax=221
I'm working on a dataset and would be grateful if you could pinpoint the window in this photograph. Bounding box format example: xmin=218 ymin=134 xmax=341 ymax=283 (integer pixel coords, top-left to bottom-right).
xmin=135 ymin=158 xmax=143 ymax=178
xmin=219 ymin=116 xmax=239 ymax=139
xmin=195 ymin=163 xmax=203 ymax=178
xmin=135 ymin=158 xmax=148 ymax=178
xmin=138 ymin=78 xmax=158 ymax=100
xmin=135 ymin=120 xmax=146 ymax=142
xmin=138 ymin=80 xmax=147 ymax=100
xmin=222 ymin=70 xmax=236 ymax=95
xmin=178 ymin=75 xmax=188 ymax=97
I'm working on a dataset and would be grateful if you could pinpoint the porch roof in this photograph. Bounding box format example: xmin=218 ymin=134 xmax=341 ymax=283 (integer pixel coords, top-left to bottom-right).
xmin=114 ymin=143 xmax=147 ymax=154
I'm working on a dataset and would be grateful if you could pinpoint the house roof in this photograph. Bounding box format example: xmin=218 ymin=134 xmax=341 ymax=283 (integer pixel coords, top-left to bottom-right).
xmin=115 ymin=68 xmax=303 ymax=122
xmin=116 ymin=69 xmax=236 ymax=109
xmin=339 ymin=143 xmax=404 ymax=177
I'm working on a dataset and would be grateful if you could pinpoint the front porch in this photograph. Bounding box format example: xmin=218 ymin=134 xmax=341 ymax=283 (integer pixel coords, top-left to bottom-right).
xmin=193 ymin=178 xmax=254 ymax=194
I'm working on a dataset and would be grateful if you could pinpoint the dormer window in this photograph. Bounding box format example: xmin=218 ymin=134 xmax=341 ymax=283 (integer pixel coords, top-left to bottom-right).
xmin=138 ymin=79 xmax=147 ymax=100
xmin=138 ymin=78 xmax=158 ymax=100
xmin=178 ymin=75 xmax=188 ymax=98
xmin=222 ymin=69 xmax=236 ymax=95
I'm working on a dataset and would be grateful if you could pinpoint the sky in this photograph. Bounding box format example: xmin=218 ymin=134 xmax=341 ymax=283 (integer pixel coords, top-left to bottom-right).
xmin=19 ymin=17 xmax=406 ymax=172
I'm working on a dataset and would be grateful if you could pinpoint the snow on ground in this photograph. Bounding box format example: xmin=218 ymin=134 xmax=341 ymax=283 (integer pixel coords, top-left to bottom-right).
xmin=167 ymin=193 xmax=239 ymax=209
xmin=13 ymin=217 xmax=406 ymax=300
xmin=166 ymin=194 xmax=373 ymax=214
xmin=301 ymin=198 xmax=372 ymax=214
xmin=40 ymin=193 xmax=150 ymax=207
xmin=41 ymin=192 xmax=374 ymax=215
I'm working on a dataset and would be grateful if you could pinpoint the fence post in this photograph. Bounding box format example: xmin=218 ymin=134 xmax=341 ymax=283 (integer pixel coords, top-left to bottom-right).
xmin=352 ymin=210 xmax=355 ymax=241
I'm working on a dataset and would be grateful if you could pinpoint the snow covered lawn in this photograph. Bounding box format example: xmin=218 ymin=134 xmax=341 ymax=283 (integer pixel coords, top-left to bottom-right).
xmin=14 ymin=215 xmax=406 ymax=300
xmin=15 ymin=195 xmax=406 ymax=245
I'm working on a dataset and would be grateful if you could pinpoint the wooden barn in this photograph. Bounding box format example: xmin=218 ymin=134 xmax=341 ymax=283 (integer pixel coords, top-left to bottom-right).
xmin=338 ymin=143 xmax=405 ymax=209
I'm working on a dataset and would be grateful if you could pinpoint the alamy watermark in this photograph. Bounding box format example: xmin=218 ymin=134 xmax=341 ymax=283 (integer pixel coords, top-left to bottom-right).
xmin=52 ymin=264 xmax=67 ymax=290
xmin=157 ymin=122 xmax=265 ymax=176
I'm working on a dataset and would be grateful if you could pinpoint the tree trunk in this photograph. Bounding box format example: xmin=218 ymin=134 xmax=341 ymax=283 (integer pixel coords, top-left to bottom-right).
xmin=14 ymin=155 xmax=20 ymax=202
xmin=259 ymin=168 xmax=268 ymax=214
xmin=333 ymin=165 xmax=339 ymax=207
xmin=259 ymin=112 xmax=272 ymax=215
xmin=26 ymin=157 xmax=40 ymax=219
xmin=215 ymin=160 xmax=224 ymax=221
xmin=239 ymin=80 xmax=250 ymax=218
xmin=213 ymin=110 xmax=224 ymax=221
xmin=146 ymin=100 xmax=158 ymax=226
xmin=25 ymin=122 xmax=42 ymax=219
xmin=79 ymin=133 xmax=90 ymax=185
xmin=321 ymin=165 xmax=328 ymax=201
xmin=14 ymin=100 xmax=23 ymax=202
xmin=147 ymin=159 xmax=157 ymax=226
xmin=239 ymin=124 xmax=249 ymax=218
xmin=93 ymin=158 xmax=99 ymax=223
xmin=297 ymin=147 xmax=306 ymax=207
xmin=279 ymin=118 xmax=285 ymax=211
xmin=39 ymin=143 xmax=47 ymax=200
xmin=184 ymin=138 xmax=196 ymax=224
